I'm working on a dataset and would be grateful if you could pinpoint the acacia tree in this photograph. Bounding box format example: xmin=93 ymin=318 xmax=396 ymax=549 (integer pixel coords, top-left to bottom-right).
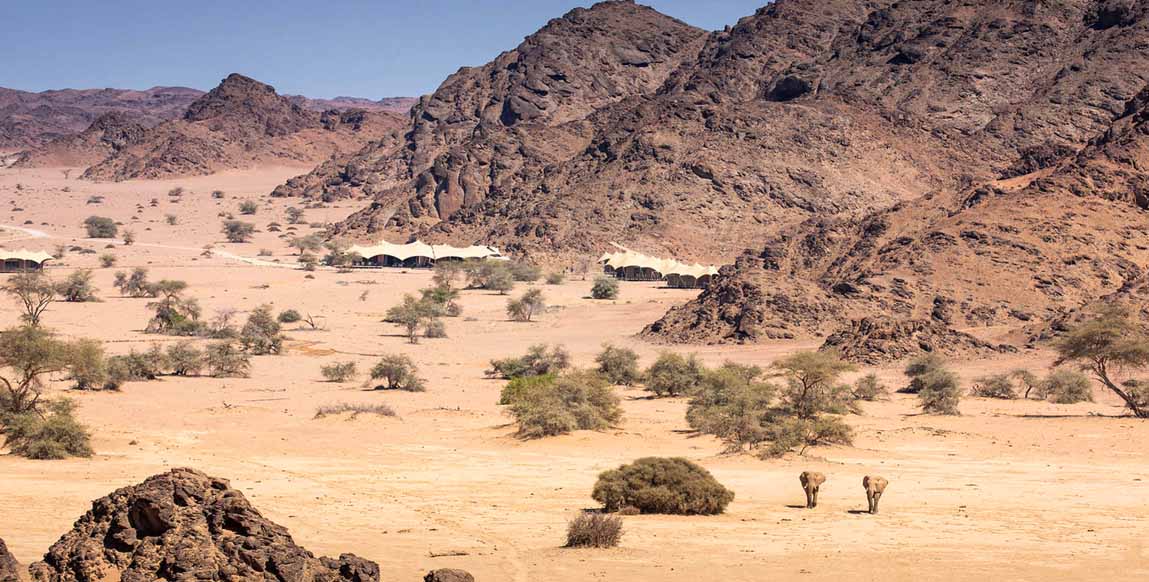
xmin=3 ymin=273 xmax=56 ymax=327
xmin=0 ymin=326 xmax=74 ymax=414
xmin=1055 ymin=305 xmax=1149 ymax=418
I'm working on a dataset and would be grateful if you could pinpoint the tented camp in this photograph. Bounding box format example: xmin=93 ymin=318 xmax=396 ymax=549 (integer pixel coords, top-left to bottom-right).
xmin=346 ymin=241 xmax=505 ymax=268
xmin=0 ymin=249 xmax=53 ymax=273
xmin=598 ymin=249 xmax=718 ymax=288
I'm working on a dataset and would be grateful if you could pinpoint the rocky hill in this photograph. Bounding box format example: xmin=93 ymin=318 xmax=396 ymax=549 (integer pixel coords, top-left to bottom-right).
xmin=11 ymin=112 xmax=149 ymax=168
xmin=79 ymin=74 xmax=406 ymax=181
xmin=645 ymin=78 xmax=1149 ymax=349
xmin=275 ymin=0 xmax=1149 ymax=265
xmin=28 ymin=468 xmax=381 ymax=582
xmin=0 ymin=537 xmax=20 ymax=582
xmin=0 ymin=86 xmax=202 ymax=151
xmin=288 ymin=95 xmax=418 ymax=115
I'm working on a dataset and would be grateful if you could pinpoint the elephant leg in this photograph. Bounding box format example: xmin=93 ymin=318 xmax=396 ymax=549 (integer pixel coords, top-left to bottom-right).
xmin=805 ymin=488 xmax=814 ymax=509
xmin=811 ymin=487 xmax=819 ymax=508
xmin=871 ymin=491 xmax=882 ymax=514
xmin=867 ymin=491 xmax=875 ymax=514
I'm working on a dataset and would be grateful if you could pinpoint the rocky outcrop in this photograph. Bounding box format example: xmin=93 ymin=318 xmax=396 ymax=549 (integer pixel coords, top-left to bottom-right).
xmin=820 ymin=318 xmax=1014 ymax=365
xmin=0 ymin=537 xmax=22 ymax=582
xmin=29 ymin=468 xmax=380 ymax=582
xmin=81 ymin=74 xmax=404 ymax=181
xmin=423 ymin=570 xmax=474 ymax=582
xmin=12 ymin=112 xmax=148 ymax=168
xmin=0 ymin=86 xmax=202 ymax=150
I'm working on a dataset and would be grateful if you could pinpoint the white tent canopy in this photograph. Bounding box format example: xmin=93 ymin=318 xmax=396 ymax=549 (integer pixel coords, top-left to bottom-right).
xmin=598 ymin=246 xmax=717 ymax=278
xmin=347 ymin=241 xmax=505 ymax=263
xmin=0 ymin=249 xmax=54 ymax=264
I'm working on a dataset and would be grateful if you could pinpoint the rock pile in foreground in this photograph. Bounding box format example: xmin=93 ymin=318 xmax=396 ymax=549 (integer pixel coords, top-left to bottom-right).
xmin=0 ymin=537 xmax=22 ymax=582
xmin=29 ymin=468 xmax=381 ymax=582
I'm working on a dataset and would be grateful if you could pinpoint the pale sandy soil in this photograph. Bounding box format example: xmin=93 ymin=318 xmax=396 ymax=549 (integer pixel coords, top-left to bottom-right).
xmin=1 ymin=167 xmax=1147 ymax=581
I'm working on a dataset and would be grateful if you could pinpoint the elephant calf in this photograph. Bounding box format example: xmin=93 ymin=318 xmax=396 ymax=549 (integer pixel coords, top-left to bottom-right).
xmin=863 ymin=475 xmax=888 ymax=514
xmin=799 ymin=471 xmax=826 ymax=509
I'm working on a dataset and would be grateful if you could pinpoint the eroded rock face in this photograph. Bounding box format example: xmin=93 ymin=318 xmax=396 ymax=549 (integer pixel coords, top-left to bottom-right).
xmin=0 ymin=537 xmax=23 ymax=582
xmin=820 ymin=317 xmax=1014 ymax=365
xmin=423 ymin=569 xmax=474 ymax=582
xmin=29 ymin=468 xmax=380 ymax=582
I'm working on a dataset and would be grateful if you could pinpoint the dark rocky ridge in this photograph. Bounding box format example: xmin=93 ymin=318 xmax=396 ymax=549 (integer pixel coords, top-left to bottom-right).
xmin=12 ymin=112 xmax=148 ymax=168
xmin=28 ymin=468 xmax=381 ymax=582
xmin=0 ymin=537 xmax=21 ymax=582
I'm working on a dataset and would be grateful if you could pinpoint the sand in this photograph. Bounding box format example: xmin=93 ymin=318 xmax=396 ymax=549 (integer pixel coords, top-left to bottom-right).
xmin=1 ymin=167 xmax=1147 ymax=581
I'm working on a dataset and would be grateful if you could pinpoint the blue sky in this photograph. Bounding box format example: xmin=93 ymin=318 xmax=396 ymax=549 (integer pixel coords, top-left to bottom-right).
xmin=2 ymin=0 xmax=765 ymax=98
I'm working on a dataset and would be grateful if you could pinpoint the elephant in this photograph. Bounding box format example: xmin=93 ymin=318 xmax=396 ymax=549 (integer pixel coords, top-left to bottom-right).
xmin=863 ymin=475 xmax=888 ymax=514
xmin=799 ymin=471 xmax=826 ymax=509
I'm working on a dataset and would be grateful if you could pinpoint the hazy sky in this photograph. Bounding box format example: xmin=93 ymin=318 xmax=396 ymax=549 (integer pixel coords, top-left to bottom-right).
xmin=2 ymin=0 xmax=765 ymax=98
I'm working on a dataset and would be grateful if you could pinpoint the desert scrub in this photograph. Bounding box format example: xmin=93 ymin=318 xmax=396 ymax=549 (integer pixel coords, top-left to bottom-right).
xmin=321 ymin=361 xmax=358 ymax=383
xmin=368 ymin=355 xmax=425 ymax=391
xmin=1036 ymin=369 xmax=1094 ymax=404
xmin=591 ymin=457 xmax=733 ymax=515
xmin=645 ymin=352 xmax=705 ymax=397
xmin=0 ymin=399 xmax=93 ymax=460
xmin=565 ymin=512 xmax=623 ymax=548
xmin=595 ymin=344 xmax=641 ymax=386
xmin=487 ymin=344 xmax=570 ymax=379
xmin=591 ymin=276 xmax=619 ymax=300
xmin=314 ymin=402 xmax=395 ymax=419
xmin=505 ymin=370 xmax=621 ymax=438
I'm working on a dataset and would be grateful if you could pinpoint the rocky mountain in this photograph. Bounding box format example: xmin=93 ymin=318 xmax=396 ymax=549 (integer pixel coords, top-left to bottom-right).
xmin=288 ymin=95 xmax=418 ymax=115
xmin=0 ymin=537 xmax=20 ymax=582
xmin=11 ymin=112 xmax=149 ymax=168
xmin=645 ymin=78 xmax=1149 ymax=349
xmin=275 ymin=0 xmax=1149 ymax=266
xmin=0 ymin=86 xmax=202 ymax=151
xmin=28 ymin=468 xmax=381 ymax=582
xmin=78 ymin=74 xmax=406 ymax=181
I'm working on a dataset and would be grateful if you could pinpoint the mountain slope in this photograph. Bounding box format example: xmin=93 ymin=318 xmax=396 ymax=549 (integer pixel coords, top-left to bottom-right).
xmin=79 ymin=74 xmax=406 ymax=181
xmin=0 ymin=86 xmax=202 ymax=150
xmin=645 ymin=80 xmax=1149 ymax=345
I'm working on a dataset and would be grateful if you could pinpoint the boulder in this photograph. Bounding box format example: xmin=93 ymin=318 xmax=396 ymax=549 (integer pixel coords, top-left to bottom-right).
xmin=0 ymin=537 xmax=23 ymax=582
xmin=423 ymin=570 xmax=474 ymax=582
xmin=29 ymin=468 xmax=380 ymax=582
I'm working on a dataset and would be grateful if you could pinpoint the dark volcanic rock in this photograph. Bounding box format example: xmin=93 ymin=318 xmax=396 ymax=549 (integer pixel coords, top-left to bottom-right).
xmin=0 ymin=537 xmax=22 ymax=582
xmin=423 ymin=570 xmax=474 ymax=582
xmin=29 ymin=468 xmax=380 ymax=582
xmin=821 ymin=317 xmax=1014 ymax=365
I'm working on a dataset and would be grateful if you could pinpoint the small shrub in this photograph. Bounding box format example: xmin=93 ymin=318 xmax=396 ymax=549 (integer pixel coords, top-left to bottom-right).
xmin=506 ymin=288 xmax=546 ymax=322
xmin=1036 ymin=369 xmax=1094 ymax=404
xmin=286 ymin=207 xmax=306 ymax=224
xmin=166 ymin=341 xmax=204 ymax=376
xmin=424 ymin=318 xmax=448 ymax=338
xmin=546 ymin=272 xmax=565 ymax=285
xmin=902 ymin=354 xmax=947 ymax=394
xmin=464 ymin=259 xmax=515 ymax=294
xmin=278 ymin=309 xmax=303 ymax=324
xmin=168 ymin=187 xmax=184 ymax=197
xmin=222 ymin=220 xmax=255 ymax=243
xmin=506 ymin=370 xmax=622 ymax=438
xmin=205 ymin=341 xmax=251 ymax=378
xmin=83 ymin=216 xmax=118 ymax=238
xmin=99 ymin=254 xmax=117 ymax=268
xmin=591 ymin=276 xmax=619 ymax=300
xmin=239 ymin=200 xmax=259 ymax=215
xmin=565 ymin=512 xmax=623 ymax=549
xmin=509 ymin=261 xmax=541 ymax=282
xmin=55 ymin=270 xmax=99 ymax=302
xmin=165 ymin=214 xmax=179 ymax=225
xmin=121 ymin=230 xmax=136 ymax=246
xmin=595 ymin=344 xmax=641 ymax=386
xmin=970 ymin=373 xmax=1018 ymax=399
xmin=105 ymin=349 xmax=166 ymax=387
xmin=211 ymin=190 xmax=225 ymax=199
xmin=239 ymin=305 xmax=283 ymax=355
xmin=321 ymin=361 xmax=358 ymax=383
xmin=498 ymin=373 xmax=556 ymax=405
xmin=645 ymin=352 xmax=705 ymax=397
xmin=0 ymin=399 xmax=93 ymax=460
xmin=917 ymin=369 xmax=961 ymax=415
xmin=487 ymin=344 xmax=571 ymax=379
xmin=69 ymin=339 xmax=109 ymax=391
xmin=313 ymin=402 xmax=395 ymax=419
xmin=852 ymin=374 xmax=887 ymax=401
xmin=591 ymin=457 xmax=733 ymax=515
xmin=369 ymin=355 xmax=425 ymax=391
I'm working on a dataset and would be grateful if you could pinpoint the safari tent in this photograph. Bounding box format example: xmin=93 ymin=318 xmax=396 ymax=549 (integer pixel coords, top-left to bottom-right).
xmin=598 ymin=249 xmax=718 ymax=288
xmin=0 ymin=249 xmax=53 ymax=273
xmin=346 ymin=241 xmax=505 ymax=268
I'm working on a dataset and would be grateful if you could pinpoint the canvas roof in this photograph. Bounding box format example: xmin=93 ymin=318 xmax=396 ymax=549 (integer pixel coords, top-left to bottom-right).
xmin=347 ymin=241 xmax=504 ymax=261
xmin=598 ymin=247 xmax=717 ymax=277
xmin=0 ymin=249 xmax=54 ymax=264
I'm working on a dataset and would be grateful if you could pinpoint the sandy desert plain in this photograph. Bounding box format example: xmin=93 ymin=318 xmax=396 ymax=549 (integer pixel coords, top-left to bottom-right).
xmin=0 ymin=165 xmax=1146 ymax=581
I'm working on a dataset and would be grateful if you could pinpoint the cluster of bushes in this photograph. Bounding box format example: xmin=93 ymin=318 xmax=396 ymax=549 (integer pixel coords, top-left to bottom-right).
xmin=902 ymin=354 xmax=962 ymax=415
xmin=83 ymin=216 xmax=118 ymax=238
xmin=503 ymin=370 xmax=622 ymax=438
xmin=487 ymin=344 xmax=571 ymax=379
xmin=367 ymin=355 xmax=425 ymax=391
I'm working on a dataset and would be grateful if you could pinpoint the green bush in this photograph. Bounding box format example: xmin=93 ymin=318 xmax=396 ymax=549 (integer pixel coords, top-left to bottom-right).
xmin=595 ymin=344 xmax=641 ymax=386
xmin=509 ymin=261 xmax=542 ymax=282
xmin=902 ymin=353 xmax=947 ymax=394
xmin=487 ymin=344 xmax=570 ymax=379
xmin=240 ymin=305 xmax=283 ymax=355
xmin=68 ymin=339 xmax=109 ymax=391
xmin=498 ymin=373 xmax=556 ymax=405
xmin=591 ymin=457 xmax=733 ymax=515
xmin=1036 ymin=369 xmax=1094 ymax=404
xmin=591 ymin=276 xmax=619 ymax=300
xmin=565 ymin=512 xmax=623 ymax=548
xmin=917 ymin=369 xmax=962 ymax=415
xmin=1 ymin=399 xmax=93 ymax=460
xmin=369 ymin=355 xmax=425 ymax=391
xmin=166 ymin=341 xmax=204 ymax=376
xmin=277 ymin=309 xmax=303 ymax=324
xmin=321 ymin=361 xmax=358 ymax=383
xmin=506 ymin=370 xmax=622 ymax=438
xmin=507 ymin=288 xmax=546 ymax=322
xmin=686 ymin=363 xmax=776 ymax=451
xmin=852 ymin=374 xmax=887 ymax=401
xmin=424 ymin=318 xmax=448 ymax=338
xmin=83 ymin=216 xmax=118 ymax=238
xmin=546 ymin=272 xmax=565 ymax=285
xmin=99 ymin=254 xmax=117 ymax=268
xmin=465 ymin=259 xmax=516 ymax=294
xmin=56 ymin=270 xmax=99 ymax=302
xmin=105 ymin=347 xmax=167 ymax=388
xmin=970 ymin=373 xmax=1017 ymax=399
xmin=222 ymin=220 xmax=255 ymax=243
xmin=205 ymin=341 xmax=251 ymax=378
xmin=645 ymin=352 xmax=704 ymax=397
xmin=239 ymin=200 xmax=259 ymax=215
